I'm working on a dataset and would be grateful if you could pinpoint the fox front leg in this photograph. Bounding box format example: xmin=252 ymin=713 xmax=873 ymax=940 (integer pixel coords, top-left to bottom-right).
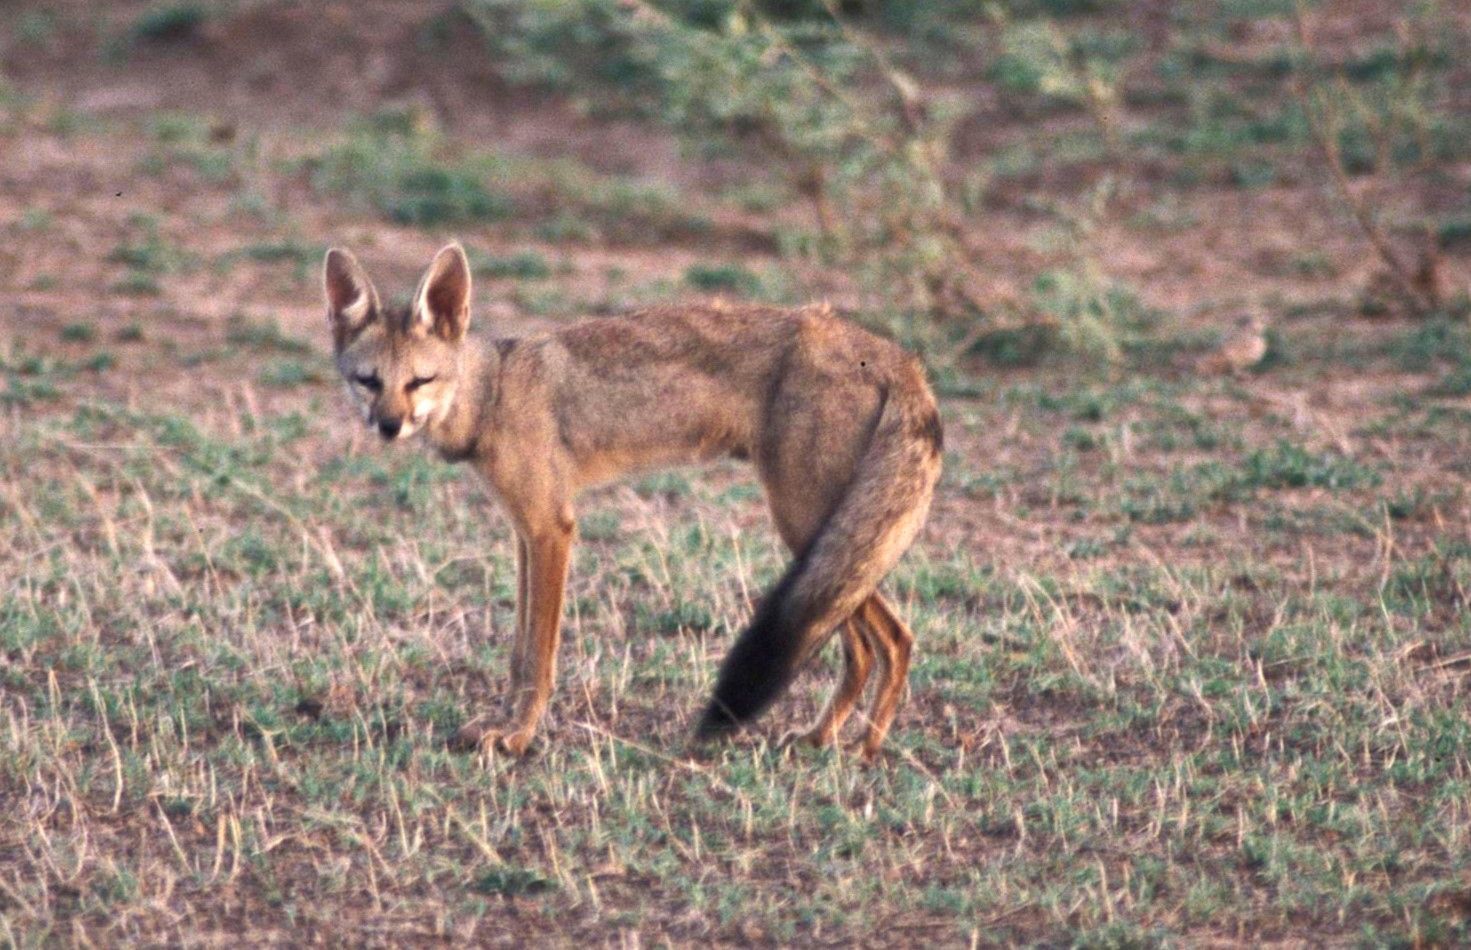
xmin=451 ymin=523 xmax=573 ymax=756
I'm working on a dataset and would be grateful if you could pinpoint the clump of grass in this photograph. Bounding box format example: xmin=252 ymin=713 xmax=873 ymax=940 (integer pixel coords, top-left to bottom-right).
xmin=129 ymin=3 xmax=207 ymax=43
xmin=108 ymin=216 xmax=192 ymax=275
xmin=967 ymin=324 xmax=1056 ymax=367
xmin=139 ymin=112 xmax=241 ymax=184
xmin=1 ymin=377 xmax=60 ymax=406
xmin=1119 ymin=440 xmax=1379 ymax=523
xmin=1427 ymin=365 xmax=1471 ymax=397
xmin=311 ymin=126 xmax=513 ymax=228
xmin=226 ymin=316 xmax=312 ymax=355
xmin=472 ymin=867 xmax=554 ymax=897
xmin=1238 ymin=440 xmax=1381 ymax=491
xmin=82 ymin=352 xmax=116 ymax=373
xmin=685 ymin=262 xmax=763 ymax=297
xmin=1388 ymin=319 xmax=1471 ymax=372
xmin=1438 ymin=216 xmax=1471 ymax=249
xmin=258 ymin=358 xmax=328 ymax=388
xmin=1032 ymin=268 xmax=1151 ymax=365
xmin=20 ymin=208 xmax=53 ymax=230
xmin=236 ymin=239 xmax=318 ymax=265
xmin=110 ymin=272 xmax=161 ymax=296
xmin=148 ymin=112 xmax=209 ymax=144
xmin=15 ymin=10 xmax=56 ymax=47
xmin=108 ymin=217 xmax=190 ymax=297
xmin=217 ymin=239 xmax=319 ymax=283
xmin=521 ymin=160 xmax=715 ymax=245
xmin=471 ymin=249 xmax=553 ymax=280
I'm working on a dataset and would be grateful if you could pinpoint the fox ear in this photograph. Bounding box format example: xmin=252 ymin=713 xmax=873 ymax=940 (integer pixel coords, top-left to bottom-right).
xmin=412 ymin=243 xmax=472 ymax=341
xmin=323 ymin=248 xmax=380 ymax=348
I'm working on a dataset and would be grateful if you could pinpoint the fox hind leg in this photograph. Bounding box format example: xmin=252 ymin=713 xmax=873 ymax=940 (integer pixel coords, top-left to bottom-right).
xmin=850 ymin=593 xmax=914 ymax=761
xmin=789 ymin=592 xmax=913 ymax=759
xmin=782 ymin=616 xmax=875 ymax=749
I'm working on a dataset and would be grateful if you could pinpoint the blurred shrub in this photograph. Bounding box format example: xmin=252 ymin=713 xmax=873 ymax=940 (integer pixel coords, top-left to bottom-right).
xmin=685 ymin=262 xmax=763 ymax=297
xmin=130 ymin=3 xmax=208 ymax=44
xmin=471 ymin=250 xmax=554 ymax=280
xmin=463 ymin=0 xmax=988 ymax=349
xmin=310 ymin=118 xmax=514 ymax=227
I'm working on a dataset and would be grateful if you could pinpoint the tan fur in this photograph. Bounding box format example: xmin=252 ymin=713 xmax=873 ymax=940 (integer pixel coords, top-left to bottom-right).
xmin=324 ymin=244 xmax=942 ymax=760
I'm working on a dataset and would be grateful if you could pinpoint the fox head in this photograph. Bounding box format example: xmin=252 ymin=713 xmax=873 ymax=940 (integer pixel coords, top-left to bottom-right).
xmin=323 ymin=243 xmax=472 ymax=442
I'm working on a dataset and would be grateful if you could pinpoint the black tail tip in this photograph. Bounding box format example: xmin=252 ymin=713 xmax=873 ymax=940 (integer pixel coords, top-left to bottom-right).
xmin=693 ymin=703 xmax=741 ymax=742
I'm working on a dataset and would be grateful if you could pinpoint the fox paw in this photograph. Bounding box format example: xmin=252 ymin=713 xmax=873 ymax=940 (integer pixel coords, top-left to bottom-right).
xmin=449 ymin=720 xmax=535 ymax=757
xmin=778 ymin=727 xmax=837 ymax=751
xmin=844 ymin=736 xmax=884 ymax=764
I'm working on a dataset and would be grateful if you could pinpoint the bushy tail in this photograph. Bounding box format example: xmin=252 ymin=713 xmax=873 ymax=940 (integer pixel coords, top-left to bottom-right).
xmin=695 ymin=385 xmax=941 ymax=738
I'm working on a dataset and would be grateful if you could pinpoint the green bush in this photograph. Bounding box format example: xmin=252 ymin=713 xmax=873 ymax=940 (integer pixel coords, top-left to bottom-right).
xmin=1237 ymin=442 xmax=1380 ymax=492
xmin=463 ymin=0 xmax=963 ymax=342
xmin=685 ymin=263 xmax=763 ymax=296
xmin=312 ymin=124 xmax=513 ymax=227
xmin=471 ymin=250 xmax=553 ymax=280
xmin=130 ymin=3 xmax=207 ymax=43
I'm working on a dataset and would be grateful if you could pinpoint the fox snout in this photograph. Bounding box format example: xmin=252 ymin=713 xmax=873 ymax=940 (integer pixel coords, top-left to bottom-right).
xmin=377 ymin=416 xmax=403 ymax=440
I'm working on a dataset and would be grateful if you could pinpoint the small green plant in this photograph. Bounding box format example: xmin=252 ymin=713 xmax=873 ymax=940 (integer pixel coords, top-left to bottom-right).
xmin=226 ymin=316 xmax=312 ymax=355
xmin=258 ymin=358 xmax=326 ymax=388
xmin=148 ymin=112 xmax=208 ymax=144
xmin=129 ymin=3 xmax=207 ymax=43
xmin=1238 ymin=441 xmax=1380 ymax=492
xmin=110 ymin=272 xmax=162 ymax=296
xmin=1019 ymin=182 xmax=1155 ymax=367
xmin=311 ymin=123 xmax=513 ymax=227
xmin=83 ymin=353 xmax=116 ymax=373
xmin=1388 ymin=319 xmax=1471 ymax=371
xmin=16 ymin=11 xmax=56 ymax=47
xmin=1291 ymin=5 xmax=1457 ymax=315
xmin=471 ymin=249 xmax=553 ymax=280
xmin=19 ymin=208 xmax=53 ymax=231
xmin=109 ymin=217 xmax=189 ymax=297
xmin=108 ymin=216 xmax=191 ymax=275
xmin=685 ymin=262 xmax=763 ymax=297
xmin=472 ymin=867 xmax=553 ymax=897
xmin=988 ymin=14 xmax=1129 ymax=149
xmin=1030 ymin=268 xmax=1141 ymax=366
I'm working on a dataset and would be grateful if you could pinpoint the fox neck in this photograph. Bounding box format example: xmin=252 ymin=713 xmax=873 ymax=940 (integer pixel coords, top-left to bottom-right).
xmin=423 ymin=337 xmax=494 ymax=463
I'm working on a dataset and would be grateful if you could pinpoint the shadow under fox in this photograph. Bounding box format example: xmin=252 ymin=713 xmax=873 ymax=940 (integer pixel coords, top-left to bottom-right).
xmin=324 ymin=243 xmax=942 ymax=759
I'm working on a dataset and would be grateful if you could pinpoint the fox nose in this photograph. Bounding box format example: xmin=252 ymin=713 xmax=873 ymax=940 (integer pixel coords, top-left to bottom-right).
xmin=377 ymin=416 xmax=403 ymax=440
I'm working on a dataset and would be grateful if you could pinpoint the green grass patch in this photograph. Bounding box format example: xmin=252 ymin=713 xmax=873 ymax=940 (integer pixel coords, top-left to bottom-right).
xmin=128 ymin=3 xmax=207 ymax=43
xmin=684 ymin=262 xmax=763 ymax=297
xmin=471 ymin=249 xmax=554 ymax=280
xmin=311 ymin=127 xmax=513 ymax=228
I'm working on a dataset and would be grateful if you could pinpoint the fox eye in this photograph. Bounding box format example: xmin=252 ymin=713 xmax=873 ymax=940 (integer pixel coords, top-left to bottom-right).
xmin=353 ymin=373 xmax=381 ymax=391
xmin=406 ymin=374 xmax=437 ymax=391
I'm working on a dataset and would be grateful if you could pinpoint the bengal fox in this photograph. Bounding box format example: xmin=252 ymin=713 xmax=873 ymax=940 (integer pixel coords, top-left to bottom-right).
xmin=323 ymin=243 xmax=942 ymax=760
